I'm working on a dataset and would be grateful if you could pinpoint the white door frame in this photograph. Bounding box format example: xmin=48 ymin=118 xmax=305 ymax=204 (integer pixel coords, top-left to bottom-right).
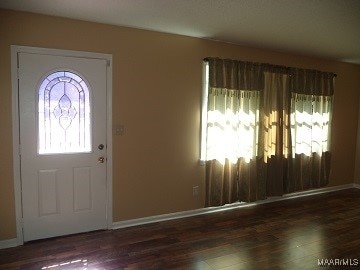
xmin=11 ymin=45 xmax=113 ymax=245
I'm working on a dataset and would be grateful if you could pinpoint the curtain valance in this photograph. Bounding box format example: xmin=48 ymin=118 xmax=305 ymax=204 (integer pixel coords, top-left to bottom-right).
xmin=290 ymin=69 xmax=335 ymax=96
xmin=206 ymin=57 xmax=336 ymax=96
xmin=207 ymin=58 xmax=264 ymax=91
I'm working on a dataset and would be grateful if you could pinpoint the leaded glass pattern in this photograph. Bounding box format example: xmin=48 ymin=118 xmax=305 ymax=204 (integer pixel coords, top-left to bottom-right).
xmin=38 ymin=71 xmax=91 ymax=154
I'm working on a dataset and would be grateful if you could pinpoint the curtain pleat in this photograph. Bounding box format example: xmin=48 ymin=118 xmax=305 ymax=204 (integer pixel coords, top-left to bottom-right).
xmin=286 ymin=153 xmax=331 ymax=193
xmin=205 ymin=159 xmax=238 ymax=207
xmin=238 ymin=157 xmax=267 ymax=202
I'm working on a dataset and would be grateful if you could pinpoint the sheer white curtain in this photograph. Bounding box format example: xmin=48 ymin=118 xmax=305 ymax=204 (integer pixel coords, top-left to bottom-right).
xmin=290 ymin=93 xmax=332 ymax=157
xmin=205 ymin=88 xmax=260 ymax=164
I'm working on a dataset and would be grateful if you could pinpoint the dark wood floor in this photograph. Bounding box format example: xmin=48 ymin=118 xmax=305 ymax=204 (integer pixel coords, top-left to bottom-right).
xmin=1 ymin=188 xmax=360 ymax=270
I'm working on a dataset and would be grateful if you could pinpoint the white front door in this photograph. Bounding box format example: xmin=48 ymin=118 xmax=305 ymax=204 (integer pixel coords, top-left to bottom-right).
xmin=18 ymin=52 xmax=108 ymax=242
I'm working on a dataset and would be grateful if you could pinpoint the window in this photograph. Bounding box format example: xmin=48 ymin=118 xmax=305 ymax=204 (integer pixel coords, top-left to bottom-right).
xmin=290 ymin=93 xmax=332 ymax=157
xmin=38 ymin=71 xmax=91 ymax=154
xmin=202 ymin=57 xmax=335 ymax=204
xmin=201 ymin=61 xmax=334 ymax=164
xmin=201 ymin=62 xmax=260 ymax=164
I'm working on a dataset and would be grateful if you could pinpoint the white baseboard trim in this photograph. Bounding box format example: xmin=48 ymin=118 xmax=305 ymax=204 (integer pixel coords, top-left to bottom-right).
xmin=283 ymin=183 xmax=357 ymax=198
xmin=0 ymin=238 xmax=18 ymax=250
xmin=113 ymin=183 xmax=359 ymax=230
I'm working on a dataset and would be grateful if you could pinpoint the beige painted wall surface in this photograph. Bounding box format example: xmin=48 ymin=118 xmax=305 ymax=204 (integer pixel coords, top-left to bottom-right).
xmin=1 ymin=9 xmax=360 ymax=241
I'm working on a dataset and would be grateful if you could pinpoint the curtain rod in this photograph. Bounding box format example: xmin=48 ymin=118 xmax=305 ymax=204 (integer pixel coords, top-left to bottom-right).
xmin=203 ymin=57 xmax=337 ymax=77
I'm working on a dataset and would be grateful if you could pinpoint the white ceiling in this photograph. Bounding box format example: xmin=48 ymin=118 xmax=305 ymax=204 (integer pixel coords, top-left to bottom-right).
xmin=1 ymin=0 xmax=360 ymax=64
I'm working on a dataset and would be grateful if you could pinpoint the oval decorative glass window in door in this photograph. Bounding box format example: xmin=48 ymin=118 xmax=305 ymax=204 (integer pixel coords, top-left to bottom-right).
xmin=38 ymin=71 xmax=91 ymax=154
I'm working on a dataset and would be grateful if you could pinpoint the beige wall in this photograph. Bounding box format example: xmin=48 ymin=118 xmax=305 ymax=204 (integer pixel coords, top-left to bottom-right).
xmin=1 ymin=9 xmax=360 ymax=241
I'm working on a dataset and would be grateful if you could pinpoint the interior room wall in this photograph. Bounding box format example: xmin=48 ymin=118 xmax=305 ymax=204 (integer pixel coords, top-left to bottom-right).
xmin=1 ymin=9 xmax=360 ymax=241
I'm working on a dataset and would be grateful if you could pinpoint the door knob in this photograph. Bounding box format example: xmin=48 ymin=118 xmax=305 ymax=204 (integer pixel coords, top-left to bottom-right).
xmin=98 ymin=157 xmax=105 ymax=163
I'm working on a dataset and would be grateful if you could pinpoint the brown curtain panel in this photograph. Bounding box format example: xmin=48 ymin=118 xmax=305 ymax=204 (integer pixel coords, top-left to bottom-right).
xmin=285 ymin=71 xmax=335 ymax=193
xmin=205 ymin=58 xmax=266 ymax=206
xmin=262 ymin=71 xmax=291 ymax=196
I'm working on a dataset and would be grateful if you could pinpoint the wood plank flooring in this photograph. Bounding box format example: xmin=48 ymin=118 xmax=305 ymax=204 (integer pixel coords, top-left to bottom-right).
xmin=1 ymin=188 xmax=360 ymax=269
